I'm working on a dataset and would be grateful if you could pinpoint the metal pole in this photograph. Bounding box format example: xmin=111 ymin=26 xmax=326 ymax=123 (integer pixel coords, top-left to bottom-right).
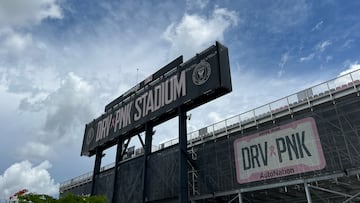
xmin=91 ymin=148 xmax=102 ymax=195
xmin=304 ymin=183 xmax=312 ymax=203
xmin=111 ymin=138 xmax=123 ymax=203
xmin=179 ymin=107 xmax=188 ymax=203
xmin=238 ymin=192 xmax=243 ymax=203
xmin=343 ymin=191 xmax=360 ymax=203
xmin=143 ymin=123 xmax=153 ymax=203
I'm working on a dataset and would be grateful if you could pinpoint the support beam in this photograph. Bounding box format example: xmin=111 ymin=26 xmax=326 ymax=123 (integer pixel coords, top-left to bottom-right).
xmin=111 ymin=138 xmax=123 ymax=203
xmin=343 ymin=191 xmax=360 ymax=203
xmin=142 ymin=123 xmax=153 ymax=203
xmin=304 ymin=183 xmax=312 ymax=203
xmin=308 ymin=185 xmax=360 ymax=200
xmin=179 ymin=106 xmax=188 ymax=203
xmin=238 ymin=192 xmax=243 ymax=203
xmin=91 ymin=148 xmax=102 ymax=195
xmin=138 ymin=134 xmax=145 ymax=148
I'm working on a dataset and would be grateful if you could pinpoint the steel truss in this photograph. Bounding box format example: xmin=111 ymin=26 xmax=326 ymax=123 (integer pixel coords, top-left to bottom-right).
xmin=190 ymin=169 xmax=360 ymax=203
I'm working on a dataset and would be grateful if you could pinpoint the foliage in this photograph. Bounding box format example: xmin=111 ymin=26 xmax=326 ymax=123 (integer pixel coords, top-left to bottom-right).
xmin=18 ymin=193 xmax=56 ymax=203
xmin=58 ymin=193 xmax=107 ymax=203
xmin=17 ymin=193 xmax=106 ymax=203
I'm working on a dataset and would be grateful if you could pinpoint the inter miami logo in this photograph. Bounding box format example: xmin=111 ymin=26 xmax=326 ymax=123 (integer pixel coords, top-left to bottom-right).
xmin=192 ymin=60 xmax=211 ymax=85
xmin=86 ymin=127 xmax=95 ymax=145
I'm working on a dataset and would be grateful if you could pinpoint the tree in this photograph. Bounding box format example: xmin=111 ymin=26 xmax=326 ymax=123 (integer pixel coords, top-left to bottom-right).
xmin=17 ymin=193 xmax=106 ymax=203
xmin=18 ymin=193 xmax=56 ymax=203
xmin=58 ymin=193 xmax=107 ymax=203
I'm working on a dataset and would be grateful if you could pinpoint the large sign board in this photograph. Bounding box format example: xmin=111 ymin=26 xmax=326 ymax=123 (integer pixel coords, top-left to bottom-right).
xmin=81 ymin=42 xmax=232 ymax=156
xmin=234 ymin=117 xmax=326 ymax=184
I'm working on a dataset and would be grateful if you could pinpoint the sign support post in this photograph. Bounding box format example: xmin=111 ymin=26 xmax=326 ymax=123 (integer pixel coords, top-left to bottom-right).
xmin=179 ymin=106 xmax=188 ymax=203
xmin=91 ymin=148 xmax=103 ymax=195
xmin=111 ymin=138 xmax=123 ymax=203
xmin=143 ymin=123 xmax=153 ymax=202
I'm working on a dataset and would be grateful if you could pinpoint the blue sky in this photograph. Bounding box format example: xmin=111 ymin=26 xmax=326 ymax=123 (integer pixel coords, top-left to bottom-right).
xmin=0 ymin=0 xmax=360 ymax=198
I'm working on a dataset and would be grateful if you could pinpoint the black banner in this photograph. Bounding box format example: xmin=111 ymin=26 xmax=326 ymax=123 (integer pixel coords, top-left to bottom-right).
xmin=81 ymin=42 xmax=232 ymax=156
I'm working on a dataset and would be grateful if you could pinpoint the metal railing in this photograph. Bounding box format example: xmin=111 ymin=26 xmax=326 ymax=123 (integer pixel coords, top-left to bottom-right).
xmin=60 ymin=68 xmax=360 ymax=190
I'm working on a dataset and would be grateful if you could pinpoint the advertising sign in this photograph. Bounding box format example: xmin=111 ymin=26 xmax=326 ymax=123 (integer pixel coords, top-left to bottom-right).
xmin=234 ymin=117 xmax=326 ymax=184
xmin=81 ymin=42 xmax=232 ymax=156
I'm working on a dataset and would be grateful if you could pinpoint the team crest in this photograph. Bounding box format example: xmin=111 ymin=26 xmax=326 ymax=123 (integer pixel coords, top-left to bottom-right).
xmin=192 ymin=60 xmax=211 ymax=85
xmin=86 ymin=127 xmax=95 ymax=145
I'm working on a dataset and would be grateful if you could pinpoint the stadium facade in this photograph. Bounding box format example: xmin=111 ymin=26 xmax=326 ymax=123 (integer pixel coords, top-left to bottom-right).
xmin=60 ymin=60 xmax=360 ymax=202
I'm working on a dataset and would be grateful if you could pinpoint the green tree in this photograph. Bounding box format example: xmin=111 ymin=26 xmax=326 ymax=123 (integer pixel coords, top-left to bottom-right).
xmin=18 ymin=193 xmax=106 ymax=203
xmin=18 ymin=193 xmax=56 ymax=203
xmin=58 ymin=193 xmax=107 ymax=203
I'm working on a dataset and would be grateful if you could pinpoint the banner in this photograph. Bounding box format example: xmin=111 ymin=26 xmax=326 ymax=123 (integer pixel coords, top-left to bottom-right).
xmin=234 ymin=117 xmax=326 ymax=184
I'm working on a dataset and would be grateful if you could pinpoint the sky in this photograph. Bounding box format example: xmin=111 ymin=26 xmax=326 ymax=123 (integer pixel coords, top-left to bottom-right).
xmin=0 ymin=0 xmax=360 ymax=198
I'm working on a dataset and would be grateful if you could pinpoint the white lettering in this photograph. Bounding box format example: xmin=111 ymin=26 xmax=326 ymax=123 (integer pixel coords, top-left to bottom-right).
xmin=154 ymin=85 xmax=162 ymax=111
xmin=146 ymin=90 xmax=154 ymax=115
xmin=173 ymin=71 xmax=186 ymax=99
xmin=134 ymin=97 xmax=142 ymax=121
xmin=132 ymin=70 xmax=187 ymax=121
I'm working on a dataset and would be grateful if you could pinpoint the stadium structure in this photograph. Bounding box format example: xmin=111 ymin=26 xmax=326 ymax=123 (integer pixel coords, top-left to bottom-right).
xmin=60 ymin=43 xmax=360 ymax=203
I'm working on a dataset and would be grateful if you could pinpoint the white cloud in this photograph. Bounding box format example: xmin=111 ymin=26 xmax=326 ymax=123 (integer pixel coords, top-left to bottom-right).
xmin=41 ymin=73 xmax=94 ymax=138
xmin=0 ymin=30 xmax=33 ymax=54
xmin=0 ymin=0 xmax=62 ymax=66
xmin=326 ymin=55 xmax=333 ymax=62
xmin=278 ymin=52 xmax=289 ymax=77
xmin=20 ymin=142 xmax=53 ymax=161
xmin=311 ymin=20 xmax=323 ymax=31
xmin=300 ymin=53 xmax=315 ymax=62
xmin=0 ymin=160 xmax=59 ymax=198
xmin=0 ymin=0 xmax=62 ymax=29
xmin=338 ymin=63 xmax=360 ymax=78
xmin=316 ymin=40 xmax=332 ymax=52
xmin=18 ymin=72 xmax=96 ymax=160
xmin=342 ymin=39 xmax=354 ymax=48
xmin=163 ymin=7 xmax=238 ymax=59
xmin=299 ymin=40 xmax=332 ymax=62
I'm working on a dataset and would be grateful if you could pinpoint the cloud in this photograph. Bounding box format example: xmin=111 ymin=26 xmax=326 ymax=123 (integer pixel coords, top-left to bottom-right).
xmin=342 ymin=39 xmax=354 ymax=48
xmin=163 ymin=7 xmax=238 ymax=59
xmin=300 ymin=53 xmax=315 ymax=62
xmin=0 ymin=160 xmax=59 ymax=199
xmin=299 ymin=40 xmax=332 ymax=62
xmin=339 ymin=63 xmax=360 ymax=77
xmin=316 ymin=40 xmax=332 ymax=52
xmin=0 ymin=0 xmax=62 ymax=68
xmin=20 ymin=142 xmax=54 ymax=161
xmin=278 ymin=52 xmax=290 ymax=77
xmin=0 ymin=29 xmax=33 ymax=54
xmin=0 ymin=0 xmax=62 ymax=29
xmin=41 ymin=72 xmax=94 ymax=138
xmin=18 ymin=72 xmax=96 ymax=160
xmin=311 ymin=20 xmax=323 ymax=31
xmin=333 ymin=63 xmax=360 ymax=87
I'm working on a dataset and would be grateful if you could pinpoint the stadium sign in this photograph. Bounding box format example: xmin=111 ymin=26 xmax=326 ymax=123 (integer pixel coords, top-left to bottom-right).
xmin=234 ymin=117 xmax=326 ymax=184
xmin=81 ymin=42 xmax=232 ymax=156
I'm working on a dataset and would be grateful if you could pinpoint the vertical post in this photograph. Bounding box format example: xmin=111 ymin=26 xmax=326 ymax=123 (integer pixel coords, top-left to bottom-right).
xmin=238 ymin=192 xmax=243 ymax=203
xmin=91 ymin=148 xmax=102 ymax=195
xmin=111 ymin=138 xmax=123 ymax=203
xmin=179 ymin=107 xmax=188 ymax=203
xmin=143 ymin=123 xmax=153 ymax=203
xmin=304 ymin=182 xmax=312 ymax=203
